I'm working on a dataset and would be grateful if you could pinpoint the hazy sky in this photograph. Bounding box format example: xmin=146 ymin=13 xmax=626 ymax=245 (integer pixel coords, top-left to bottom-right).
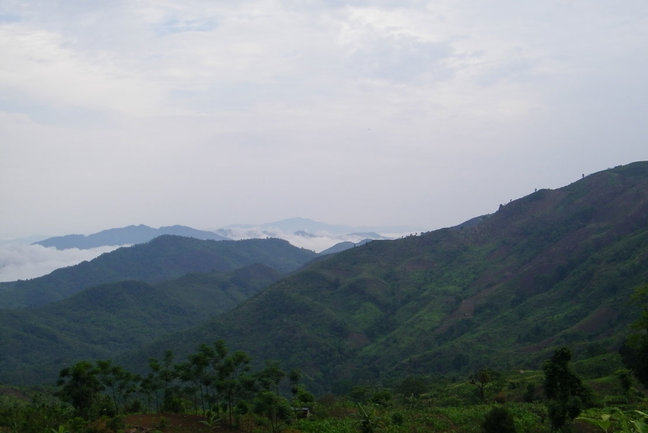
xmin=1 ymin=0 xmax=647 ymax=239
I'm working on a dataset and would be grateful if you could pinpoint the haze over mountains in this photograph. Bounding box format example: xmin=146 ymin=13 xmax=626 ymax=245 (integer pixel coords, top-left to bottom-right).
xmin=0 ymin=219 xmax=411 ymax=282
xmin=34 ymin=224 xmax=229 ymax=249
xmin=33 ymin=218 xmax=410 ymax=252
xmin=1 ymin=161 xmax=647 ymax=391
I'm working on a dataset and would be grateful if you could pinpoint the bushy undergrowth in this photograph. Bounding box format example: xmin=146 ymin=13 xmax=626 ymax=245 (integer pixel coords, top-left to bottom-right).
xmin=292 ymin=402 xmax=549 ymax=433
xmin=1 ymin=342 xmax=646 ymax=433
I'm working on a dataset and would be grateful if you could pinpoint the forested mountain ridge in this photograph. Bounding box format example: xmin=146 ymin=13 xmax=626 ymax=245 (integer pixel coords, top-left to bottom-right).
xmin=128 ymin=162 xmax=648 ymax=392
xmin=0 ymin=236 xmax=318 ymax=308
xmin=0 ymin=264 xmax=282 ymax=384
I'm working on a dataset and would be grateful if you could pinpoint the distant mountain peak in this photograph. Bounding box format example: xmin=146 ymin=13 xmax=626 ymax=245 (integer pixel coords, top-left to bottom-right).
xmin=34 ymin=224 xmax=229 ymax=250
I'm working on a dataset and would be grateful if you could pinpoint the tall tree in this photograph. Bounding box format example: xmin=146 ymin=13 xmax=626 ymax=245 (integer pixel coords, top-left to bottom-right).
xmin=148 ymin=350 xmax=179 ymax=412
xmin=253 ymin=390 xmax=293 ymax=433
xmin=256 ymin=360 xmax=285 ymax=394
xmin=177 ymin=346 xmax=212 ymax=414
xmin=620 ymin=284 xmax=648 ymax=389
xmin=57 ymin=361 xmax=102 ymax=419
xmin=543 ymin=347 xmax=591 ymax=432
xmin=470 ymin=368 xmax=497 ymax=403
xmin=217 ymin=350 xmax=253 ymax=425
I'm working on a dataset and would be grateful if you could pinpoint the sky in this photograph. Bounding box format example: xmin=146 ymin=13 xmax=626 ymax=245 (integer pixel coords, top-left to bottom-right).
xmin=2 ymin=0 xmax=648 ymax=241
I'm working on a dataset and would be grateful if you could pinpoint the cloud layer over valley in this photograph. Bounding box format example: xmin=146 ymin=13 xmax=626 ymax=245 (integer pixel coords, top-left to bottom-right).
xmin=0 ymin=243 xmax=119 ymax=282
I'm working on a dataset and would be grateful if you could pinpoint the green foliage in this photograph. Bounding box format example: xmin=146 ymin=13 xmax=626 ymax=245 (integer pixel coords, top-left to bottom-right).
xmin=578 ymin=408 xmax=648 ymax=433
xmin=620 ymin=284 xmax=648 ymax=389
xmin=5 ymin=357 xmax=645 ymax=433
xmin=394 ymin=376 xmax=428 ymax=398
xmin=0 ymin=393 xmax=73 ymax=433
xmin=470 ymin=369 xmax=501 ymax=403
xmin=543 ymin=347 xmax=592 ymax=431
xmin=57 ymin=361 xmax=103 ymax=419
xmin=0 ymin=264 xmax=280 ymax=385
xmin=253 ymin=391 xmax=293 ymax=433
xmin=355 ymin=403 xmax=385 ymax=433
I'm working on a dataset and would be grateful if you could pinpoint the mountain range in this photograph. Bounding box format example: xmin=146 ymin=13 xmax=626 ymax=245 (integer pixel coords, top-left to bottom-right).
xmin=34 ymin=224 xmax=229 ymax=250
xmin=1 ymin=161 xmax=647 ymax=392
xmin=120 ymin=161 xmax=648 ymax=392
xmin=0 ymin=236 xmax=317 ymax=309
xmin=30 ymin=219 xmax=403 ymax=257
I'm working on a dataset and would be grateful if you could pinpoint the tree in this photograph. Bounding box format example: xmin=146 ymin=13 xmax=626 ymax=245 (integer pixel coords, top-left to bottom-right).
xmin=253 ymin=391 xmax=293 ymax=433
xmin=288 ymin=369 xmax=301 ymax=397
xmin=470 ymin=368 xmax=499 ymax=403
xmin=201 ymin=340 xmax=228 ymax=413
xmin=95 ymin=360 xmax=138 ymax=415
xmin=57 ymin=361 xmax=102 ymax=419
xmin=287 ymin=369 xmax=314 ymax=409
xmin=620 ymin=284 xmax=648 ymax=389
xmin=256 ymin=361 xmax=285 ymax=394
xmin=218 ymin=350 xmax=253 ymax=426
xmin=176 ymin=348 xmax=210 ymax=414
xmin=147 ymin=350 xmax=180 ymax=412
xmin=543 ymin=347 xmax=591 ymax=431
xmin=395 ymin=375 xmax=429 ymax=398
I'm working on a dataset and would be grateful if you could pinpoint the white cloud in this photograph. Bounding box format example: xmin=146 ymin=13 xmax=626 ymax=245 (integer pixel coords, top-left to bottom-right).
xmin=0 ymin=25 xmax=166 ymax=118
xmin=0 ymin=244 xmax=120 ymax=282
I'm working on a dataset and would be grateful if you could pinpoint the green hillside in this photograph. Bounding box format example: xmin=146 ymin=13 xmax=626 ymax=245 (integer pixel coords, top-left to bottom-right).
xmin=0 ymin=236 xmax=317 ymax=308
xmin=128 ymin=162 xmax=648 ymax=392
xmin=0 ymin=264 xmax=281 ymax=385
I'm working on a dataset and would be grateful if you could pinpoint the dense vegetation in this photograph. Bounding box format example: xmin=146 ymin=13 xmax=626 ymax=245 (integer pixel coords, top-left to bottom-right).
xmin=0 ymin=264 xmax=283 ymax=385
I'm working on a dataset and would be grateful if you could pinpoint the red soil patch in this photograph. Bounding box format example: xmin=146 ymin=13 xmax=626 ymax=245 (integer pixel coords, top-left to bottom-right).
xmin=347 ymin=331 xmax=370 ymax=347
xmin=574 ymin=306 xmax=618 ymax=333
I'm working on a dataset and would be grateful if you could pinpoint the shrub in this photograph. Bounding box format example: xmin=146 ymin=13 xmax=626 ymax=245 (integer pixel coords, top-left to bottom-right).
xmin=482 ymin=406 xmax=517 ymax=433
